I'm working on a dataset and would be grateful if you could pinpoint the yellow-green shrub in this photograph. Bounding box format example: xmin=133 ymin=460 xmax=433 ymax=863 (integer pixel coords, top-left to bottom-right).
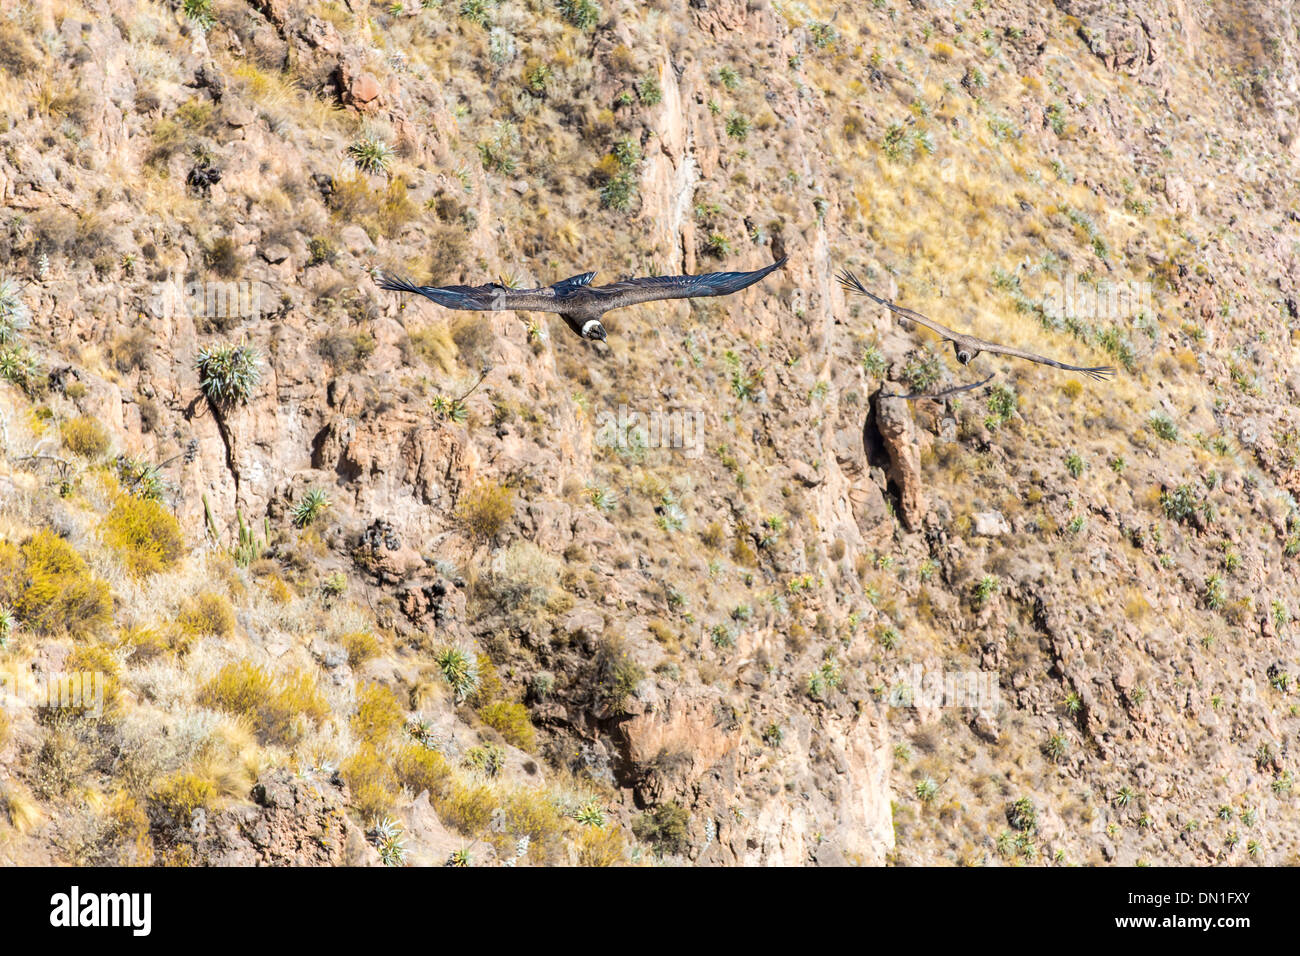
xmin=106 ymin=791 xmax=154 ymax=865
xmin=478 ymin=700 xmax=536 ymax=751
xmin=65 ymin=643 xmax=121 ymax=714
xmin=500 ymin=787 xmax=567 ymax=863
xmin=260 ymin=573 xmax=293 ymax=604
xmin=351 ymin=683 xmax=404 ymax=744
xmin=177 ymin=591 xmax=235 ymax=639
xmin=406 ymin=325 xmax=457 ymax=374
xmin=469 ymin=652 xmax=503 ymax=706
xmin=455 ymin=480 xmax=514 ymax=541
xmin=341 ymin=743 xmax=396 ymax=822
xmin=61 ymin=416 xmax=109 ymax=458
xmin=341 ymin=630 xmax=379 ymax=667
xmin=151 ymin=771 xmax=215 ymax=822
xmin=0 ymin=530 xmax=112 ymax=637
xmin=117 ymin=625 xmax=169 ymax=663
xmin=576 ymin=825 xmax=627 ymax=866
xmin=394 ymin=744 xmax=453 ymax=801
xmin=436 ymin=782 xmax=496 ymax=835
xmin=198 ymin=660 xmax=328 ymax=745
xmin=100 ymin=494 xmax=185 ymax=577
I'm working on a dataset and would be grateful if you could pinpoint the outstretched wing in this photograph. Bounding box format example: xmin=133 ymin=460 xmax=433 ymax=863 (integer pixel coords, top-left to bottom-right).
xmin=377 ymin=274 xmax=559 ymax=312
xmin=591 ymin=257 xmax=787 ymax=310
xmin=837 ymin=270 xmax=962 ymax=344
xmin=840 ymin=270 xmax=1116 ymax=381
xmin=963 ymin=339 xmax=1116 ymax=381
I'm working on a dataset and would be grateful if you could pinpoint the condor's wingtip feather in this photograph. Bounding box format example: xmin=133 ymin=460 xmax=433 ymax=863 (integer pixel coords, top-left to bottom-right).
xmin=376 ymin=274 xmax=423 ymax=295
xmin=836 ymin=269 xmax=870 ymax=297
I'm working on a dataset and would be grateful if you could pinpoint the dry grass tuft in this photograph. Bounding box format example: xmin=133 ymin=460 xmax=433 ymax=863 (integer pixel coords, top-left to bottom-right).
xmin=198 ymin=661 xmax=329 ymax=746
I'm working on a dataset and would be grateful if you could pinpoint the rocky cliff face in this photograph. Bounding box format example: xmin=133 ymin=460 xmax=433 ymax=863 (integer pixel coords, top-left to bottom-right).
xmin=0 ymin=0 xmax=1298 ymax=865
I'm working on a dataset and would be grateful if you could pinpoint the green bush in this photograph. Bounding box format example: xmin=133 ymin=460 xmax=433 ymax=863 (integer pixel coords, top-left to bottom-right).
xmin=632 ymin=801 xmax=690 ymax=855
xmin=558 ymin=0 xmax=601 ymax=30
xmin=901 ymin=351 xmax=943 ymax=392
xmin=593 ymin=637 xmax=644 ymax=714
xmin=182 ymin=0 xmax=215 ymax=31
xmin=637 ymin=74 xmax=662 ymax=105
xmin=0 ymin=344 xmax=43 ymax=394
xmin=985 ymin=384 xmax=1017 ymax=428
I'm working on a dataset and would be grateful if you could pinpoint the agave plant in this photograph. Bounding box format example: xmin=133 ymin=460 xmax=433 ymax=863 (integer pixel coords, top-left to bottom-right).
xmin=656 ymin=493 xmax=686 ymax=532
xmin=710 ymin=622 xmax=736 ymax=649
xmin=291 ymin=488 xmax=330 ymax=528
xmin=0 ymin=277 xmax=30 ymax=345
xmin=587 ymin=484 xmax=617 ymax=513
xmin=431 ymin=367 xmax=489 ymax=424
xmin=370 ymin=817 xmax=406 ymax=866
xmin=0 ymin=345 xmax=42 ymax=393
xmin=347 ymin=134 xmax=395 ymax=176
xmin=435 ymin=645 xmax=480 ymax=703
xmin=431 ymin=394 xmax=468 ymax=423
xmin=116 ymin=456 xmax=167 ymax=501
xmin=406 ymin=717 xmax=437 ymax=749
xmin=195 ymin=343 xmax=261 ymax=408
xmin=0 ymin=604 xmax=15 ymax=649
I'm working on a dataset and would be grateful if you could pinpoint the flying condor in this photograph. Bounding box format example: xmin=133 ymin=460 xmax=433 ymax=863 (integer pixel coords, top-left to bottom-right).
xmin=378 ymin=257 xmax=788 ymax=342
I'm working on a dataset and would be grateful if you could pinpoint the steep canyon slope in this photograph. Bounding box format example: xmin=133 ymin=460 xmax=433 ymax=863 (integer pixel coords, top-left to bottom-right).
xmin=0 ymin=0 xmax=1298 ymax=865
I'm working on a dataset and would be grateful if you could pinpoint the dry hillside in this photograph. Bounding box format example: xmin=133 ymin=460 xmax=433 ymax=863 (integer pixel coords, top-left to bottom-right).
xmin=0 ymin=0 xmax=1299 ymax=865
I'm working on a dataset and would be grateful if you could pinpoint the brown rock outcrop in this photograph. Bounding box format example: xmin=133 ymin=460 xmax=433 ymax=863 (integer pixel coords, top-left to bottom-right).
xmin=875 ymin=392 xmax=926 ymax=531
xmin=181 ymin=771 xmax=375 ymax=867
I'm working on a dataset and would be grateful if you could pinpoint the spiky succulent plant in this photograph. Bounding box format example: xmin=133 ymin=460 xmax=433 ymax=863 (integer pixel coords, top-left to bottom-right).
xmin=435 ymin=646 xmax=480 ymax=703
xmin=370 ymin=817 xmax=406 ymax=866
xmin=0 ymin=278 xmax=30 ymax=345
xmin=195 ymin=343 xmax=261 ymax=408
xmin=347 ymin=135 xmax=395 ymax=176
xmin=291 ymin=488 xmax=330 ymax=528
